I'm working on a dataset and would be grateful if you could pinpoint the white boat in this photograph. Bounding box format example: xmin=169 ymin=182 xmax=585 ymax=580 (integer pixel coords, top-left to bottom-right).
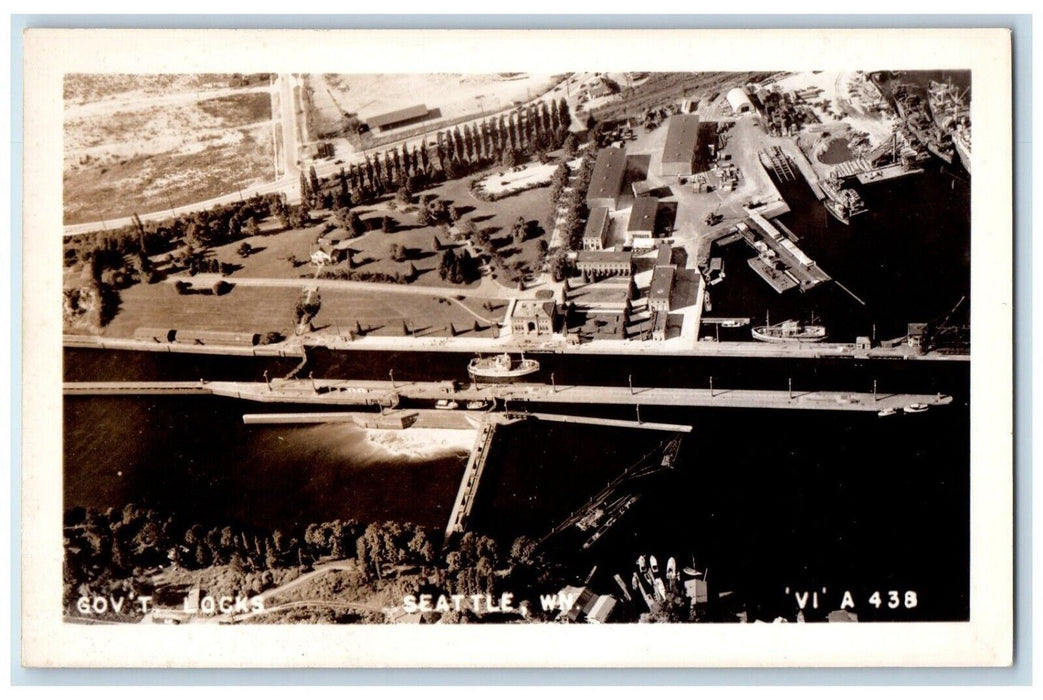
xmin=435 ymin=400 xmax=459 ymax=410
xmin=877 ymin=407 xmax=900 ymax=417
xmin=465 ymin=400 xmax=490 ymax=410
xmin=666 ymin=557 xmax=677 ymax=581
xmin=649 ymin=556 xmax=667 ymax=601
xmin=468 ymin=353 xmax=539 ymax=382
xmin=906 ymin=403 xmax=930 ymax=413
xmin=752 ymin=319 xmax=828 ymax=343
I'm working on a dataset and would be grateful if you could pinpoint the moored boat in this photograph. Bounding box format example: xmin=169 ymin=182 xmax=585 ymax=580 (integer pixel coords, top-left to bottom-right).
xmin=467 ymin=353 xmax=539 ymax=383
xmin=435 ymin=399 xmax=459 ymax=410
xmin=752 ymin=318 xmax=828 ymax=343
xmin=906 ymin=402 xmax=930 ymax=414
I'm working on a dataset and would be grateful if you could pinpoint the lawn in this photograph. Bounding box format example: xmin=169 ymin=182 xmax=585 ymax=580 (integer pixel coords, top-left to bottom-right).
xmin=102 ymin=284 xmax=302 ymax=338
xmin=315 ymin=291 xmax=502 ymax=339
xmin=206 ymin=167 xmax=556 ymax=291
xmin=101 ymin=278 xmax=505 ymax=341
xmin=420 ymin=167 xmax=557 ymax=285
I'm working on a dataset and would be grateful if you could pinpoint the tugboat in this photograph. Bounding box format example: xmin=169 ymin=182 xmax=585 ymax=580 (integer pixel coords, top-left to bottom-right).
xmin=752 ymin=314 xmax=828 ymax=343
xmin=467 ymin=353 xmax=539 ymax=383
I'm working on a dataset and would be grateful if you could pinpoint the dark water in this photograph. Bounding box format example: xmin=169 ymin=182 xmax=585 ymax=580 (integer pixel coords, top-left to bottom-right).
xmin=63 ymin=349 xmax=970 ymax=621
xmin=710 ymin=166 xmax=970 ymax=344
xmin=64 ymin=395 xmax=467 ymax=531
xmin=473 ymin=402 xmax=967 ymax=621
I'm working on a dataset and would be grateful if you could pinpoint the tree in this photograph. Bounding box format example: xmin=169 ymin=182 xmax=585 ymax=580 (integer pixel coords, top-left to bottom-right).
xmin=349 ymin=211 xmax=366 ymax=237
xmin=563 ymin=133 xmax=579 ymax=157
xmin=558 ymin=97 xmax=571 ymax=129
xmin=309 ymin=166 xmax=320 ymax=196
xmin=382 ymin=216 xmax=395 ymax=233
xmin=396 ymin=186 xmax=412 ymax=207
xmin=237 ymin=242 xmax=252 ymax=257
xmin=416 ymin=207 xmax=432 ymax=226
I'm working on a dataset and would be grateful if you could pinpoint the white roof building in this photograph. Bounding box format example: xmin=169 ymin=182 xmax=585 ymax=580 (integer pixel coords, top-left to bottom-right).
xmin=726 ymin=87 xmax=754 ymax=114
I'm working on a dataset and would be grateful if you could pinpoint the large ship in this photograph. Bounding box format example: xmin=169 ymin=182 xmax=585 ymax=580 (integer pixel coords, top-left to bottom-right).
xmin=953 ymin=123 xmax=971 ymax=174
xmin=927 ymin=79 xmax=969 ymax=131
xmin=467 ymin=353 xmax=539 ymax=382
xmin=892 ymin=83 xmax=956 ymax=165
xmin=927 ymin=78 xmax=971 ymax=174
xmin=752 ymin=318 xmax=828 ymax=343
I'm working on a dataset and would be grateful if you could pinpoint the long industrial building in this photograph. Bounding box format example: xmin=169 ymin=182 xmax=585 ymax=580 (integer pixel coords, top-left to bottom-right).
xmin=586 ymin=147 xmax=628 ymax=210
xmin=659 ymin=114 xmax=701 ymax=177
xmin=365 ymin=104 xmax=430 ymax=132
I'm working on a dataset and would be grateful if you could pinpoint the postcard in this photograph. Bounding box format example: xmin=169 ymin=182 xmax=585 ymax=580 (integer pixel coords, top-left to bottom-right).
xmin=21 ymin=27 xmax=1013 ymax=667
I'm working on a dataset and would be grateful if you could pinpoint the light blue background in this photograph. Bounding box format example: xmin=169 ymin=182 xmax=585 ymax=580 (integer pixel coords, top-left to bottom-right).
xmin=9 ymin=13 xmax=1033 ymax=686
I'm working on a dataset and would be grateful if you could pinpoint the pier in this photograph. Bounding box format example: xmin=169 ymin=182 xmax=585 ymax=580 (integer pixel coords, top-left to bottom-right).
xmin=777 ymin=140 xmax=825 ymax=200
xmin=64 ymin=379 xmax=956 ymax=414
xmin=740 ymin=212 xmax=832 ymax=292
xmin=444 ymin=415 xmax=514 ymax=539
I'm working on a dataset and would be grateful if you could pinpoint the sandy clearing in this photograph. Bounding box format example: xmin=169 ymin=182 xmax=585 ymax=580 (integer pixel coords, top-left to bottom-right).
xmin=323 ymin=73 xmax=559 ymax=126
xmin=478 ymin=162 xmax=557 ymax=195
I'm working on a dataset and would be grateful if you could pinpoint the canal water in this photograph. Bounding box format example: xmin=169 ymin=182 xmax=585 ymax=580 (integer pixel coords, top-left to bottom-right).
xmin=708 ymin=163 xmax=970 ymax=344
xmin=64 ymin=348 xmax=969 ymax=622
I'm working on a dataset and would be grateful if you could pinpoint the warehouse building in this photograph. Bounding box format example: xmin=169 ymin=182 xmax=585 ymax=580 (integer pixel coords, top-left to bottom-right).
xmin=627 ymin=196 xmax=659 ymax=243
xmin=586 ymin=147 xmax=628 ymax=210
xmin=365 ymin=104 xmax=431 ymax=132
xmin=658 ymin=114 xmax=701 ymax=177
xmin=727 ymin=87 xmax=755 ymax=115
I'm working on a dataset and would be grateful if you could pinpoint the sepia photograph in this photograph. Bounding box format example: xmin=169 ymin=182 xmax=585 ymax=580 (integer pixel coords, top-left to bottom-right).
xmin=21 ymin=27 xmax=1014 ymax=668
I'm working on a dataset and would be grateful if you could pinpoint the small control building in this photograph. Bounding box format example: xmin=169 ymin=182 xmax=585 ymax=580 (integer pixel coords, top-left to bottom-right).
xmin=581 ymin=206 xmax=611 ymax=250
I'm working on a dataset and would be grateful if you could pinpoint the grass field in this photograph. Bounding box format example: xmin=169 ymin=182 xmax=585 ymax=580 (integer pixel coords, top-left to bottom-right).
xmin=102 ymin=284 xmax=303 ymax=338
xmin=202 ymin=165 xmax=555 ymax=291
xmin=101 ymin=279 xmax=506 ymax=340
